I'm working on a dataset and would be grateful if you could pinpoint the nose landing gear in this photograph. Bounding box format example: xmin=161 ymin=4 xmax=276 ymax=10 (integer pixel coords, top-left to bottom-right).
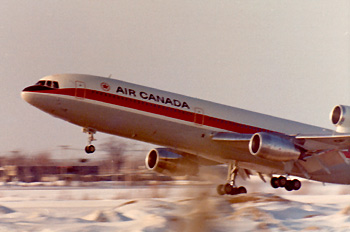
xmin=83 ymin=128 xmax=96 ymax=154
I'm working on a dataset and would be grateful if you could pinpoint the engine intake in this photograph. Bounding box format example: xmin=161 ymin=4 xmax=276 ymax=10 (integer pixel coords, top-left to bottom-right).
xmin=249 ymin=132 xmax=301 ymax=162
xmin=330 ymin=105 xmax=350 ymax=133
xmin=145 ymin=148 xmax=198 ymax=176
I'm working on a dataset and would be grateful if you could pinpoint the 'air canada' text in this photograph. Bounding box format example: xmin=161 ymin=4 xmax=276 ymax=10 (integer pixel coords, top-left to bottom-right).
xmin=116 ymin=86 xmax=190 ymax=109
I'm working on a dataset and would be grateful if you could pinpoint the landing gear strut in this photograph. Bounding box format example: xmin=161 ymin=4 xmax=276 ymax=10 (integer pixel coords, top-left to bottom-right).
xmin=83 ymin=128 xmax=96 ymax=154
xmin=271 ymin=176 xmax=301 ymax=191
xmin=217 ymin=162 xmax=247 ymax=195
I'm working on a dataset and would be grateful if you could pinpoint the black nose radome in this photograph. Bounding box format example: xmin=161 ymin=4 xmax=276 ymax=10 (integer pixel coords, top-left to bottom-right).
xmin=22 ymin=85 xmax=53 ymax=92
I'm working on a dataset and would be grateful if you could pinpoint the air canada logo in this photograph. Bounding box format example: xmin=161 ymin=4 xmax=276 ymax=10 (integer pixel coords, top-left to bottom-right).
xmin=100 ymin=82 xmax=110 ymax=91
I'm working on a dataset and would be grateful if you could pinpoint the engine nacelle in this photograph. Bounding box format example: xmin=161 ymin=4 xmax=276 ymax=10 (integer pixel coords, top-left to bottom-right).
xmin=249 ymin=132 xmax=301 ymax=162
xmin=330 ymin=105 xmax=350 ymax=133
xmin=145 ymin=148 xmax=198 ymax=176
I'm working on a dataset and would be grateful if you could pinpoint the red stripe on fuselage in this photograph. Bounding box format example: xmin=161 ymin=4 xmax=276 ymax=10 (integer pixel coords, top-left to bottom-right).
xmin=26 ymin=88 xmax=274 ymax=134
xmin=342 ymin=151 xmax=350 ymax=159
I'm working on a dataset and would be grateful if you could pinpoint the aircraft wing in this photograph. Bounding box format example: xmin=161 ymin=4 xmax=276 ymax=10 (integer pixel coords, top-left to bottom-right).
xmin=212 ymin=131 xmax=350 ymax=151
xmin=211 ymin=131 xmax=350 ymax=182
xmin=295 ymin=134 xmax=350 ymax=151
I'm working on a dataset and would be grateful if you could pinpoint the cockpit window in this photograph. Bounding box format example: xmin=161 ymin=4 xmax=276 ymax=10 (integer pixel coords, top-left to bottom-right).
xmin=35 ymin=80 xmax=59 ymax=89
xmin=53 ymin=81 xmax=59 ymax=89
xmin=36 ymin=80 xmax=46 ymax=86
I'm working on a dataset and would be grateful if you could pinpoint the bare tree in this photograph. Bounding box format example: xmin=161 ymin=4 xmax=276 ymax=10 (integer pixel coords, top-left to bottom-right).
xmin=6 ymin=151 xmax=30 ymax=166
xmin=32 ymin=152 xmax=53 ymax=166
xmin=100 ymin=138 xmax=126 ymax=174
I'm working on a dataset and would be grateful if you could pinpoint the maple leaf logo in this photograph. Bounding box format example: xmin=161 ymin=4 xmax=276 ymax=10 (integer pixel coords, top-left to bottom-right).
xmin=100 ymin=82 xmax=110 ymax=91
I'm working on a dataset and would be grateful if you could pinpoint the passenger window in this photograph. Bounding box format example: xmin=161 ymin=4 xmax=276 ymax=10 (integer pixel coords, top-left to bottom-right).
xmin=46 ymin=81 xmax=52 ymax=87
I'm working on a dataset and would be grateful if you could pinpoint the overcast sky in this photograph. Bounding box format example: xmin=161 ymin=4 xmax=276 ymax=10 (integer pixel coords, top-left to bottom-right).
xmin=1 ymin=1 xmax=349 ymax=158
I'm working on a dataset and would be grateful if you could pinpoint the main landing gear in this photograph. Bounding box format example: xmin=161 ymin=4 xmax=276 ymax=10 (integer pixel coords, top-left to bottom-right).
xmin=217 ymin=162 xmax=247 ymax=195
xmin=83 ymin=128 xmax=96 ymax=154
xmin=217 ymin=184 xmax=247 ymax=196
xmin=271 ymin=176 xmax=301 ymax=191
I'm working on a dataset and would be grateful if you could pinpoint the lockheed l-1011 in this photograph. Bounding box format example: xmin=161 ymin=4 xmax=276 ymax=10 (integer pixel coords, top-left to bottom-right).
xmin=22 ymin=74 xmax=350 ymax=195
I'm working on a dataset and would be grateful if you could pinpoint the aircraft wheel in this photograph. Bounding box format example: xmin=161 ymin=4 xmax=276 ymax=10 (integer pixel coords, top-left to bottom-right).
xmin=217 ymin=184 xmax=225 ymax=195
xmin=224 ymin=183 xmax=233 ymax=195
xmin=285 ymin=180 xmax=294 ymax=191
xmin=278 ymin=176 xmax=287 ymax=187
xmin=292 ymin=179 xmax=301 ymax=190
xmin=271 ymin=177 xmax=279 ymax=188
xmin=231 ymin=187 xmax=240 ymax=195
xmin=238 ymin=186 xmax=247 ymax=194
xmin=85 ymin=145 xmax=95 ymax=154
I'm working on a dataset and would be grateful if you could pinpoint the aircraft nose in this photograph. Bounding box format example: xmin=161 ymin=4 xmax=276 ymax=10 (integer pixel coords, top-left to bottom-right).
xmin=21 ymin=86 xmax=41 ymax=105
xmin=21 ymin=88 xmax=34 ymax=104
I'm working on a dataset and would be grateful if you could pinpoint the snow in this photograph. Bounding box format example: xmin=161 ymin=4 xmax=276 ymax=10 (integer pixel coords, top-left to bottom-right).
xmin=0 ymin=179 xmax=349 ymax=231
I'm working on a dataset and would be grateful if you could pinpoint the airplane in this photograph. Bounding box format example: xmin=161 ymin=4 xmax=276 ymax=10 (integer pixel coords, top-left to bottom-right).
xmin=22 ymin=74 xmax=350 ymax=195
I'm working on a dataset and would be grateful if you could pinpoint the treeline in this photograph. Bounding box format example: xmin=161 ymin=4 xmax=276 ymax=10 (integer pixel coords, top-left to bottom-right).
xmin=1 ymin=138 xmax=145 ymax=175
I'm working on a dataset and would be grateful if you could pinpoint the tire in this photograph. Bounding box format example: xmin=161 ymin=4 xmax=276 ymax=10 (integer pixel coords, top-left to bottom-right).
xmin=224 ymin=183 xmax=233 ymax=195
xmin=278 ymin=176 xmax=287 ymax=187
xmin=271 ymin=177 xmax=279 ymax=188
xmin=285 ymin=180 xmax=294 ymax=191
xmin=292 ymin=179 xmax=301 ymax=191
xmin=230 ymin=187 xmax=239 ymax=195
xmin=217 ymin=184 xmax=225 ymax=195
xmin=238 ymin=186 xmax=247 ymax=194
xmin=85 ymin=145 xmax=95 ymax=154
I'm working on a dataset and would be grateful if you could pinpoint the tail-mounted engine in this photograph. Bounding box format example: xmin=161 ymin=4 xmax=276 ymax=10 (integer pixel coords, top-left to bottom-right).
xmin=145 ymin=148 xmax=198 ymax=176
xmin=249 ymin=132 xmax=301 ymax=162
xmin=330 ymin=105 xmax=350 ymax=133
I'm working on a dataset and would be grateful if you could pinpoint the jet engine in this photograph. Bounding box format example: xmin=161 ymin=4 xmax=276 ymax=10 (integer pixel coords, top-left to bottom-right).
xmin=330 ymin=105 xmax=350 ymax=133
xmin=249 ymin=132 xmax=301 ymax=162
xmin=145 ymin=148 xmax=198 ymax=176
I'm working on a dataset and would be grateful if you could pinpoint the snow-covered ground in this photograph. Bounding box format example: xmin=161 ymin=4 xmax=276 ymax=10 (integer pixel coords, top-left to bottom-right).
xmin=0 ymin=179 xmax=349 ymax=232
